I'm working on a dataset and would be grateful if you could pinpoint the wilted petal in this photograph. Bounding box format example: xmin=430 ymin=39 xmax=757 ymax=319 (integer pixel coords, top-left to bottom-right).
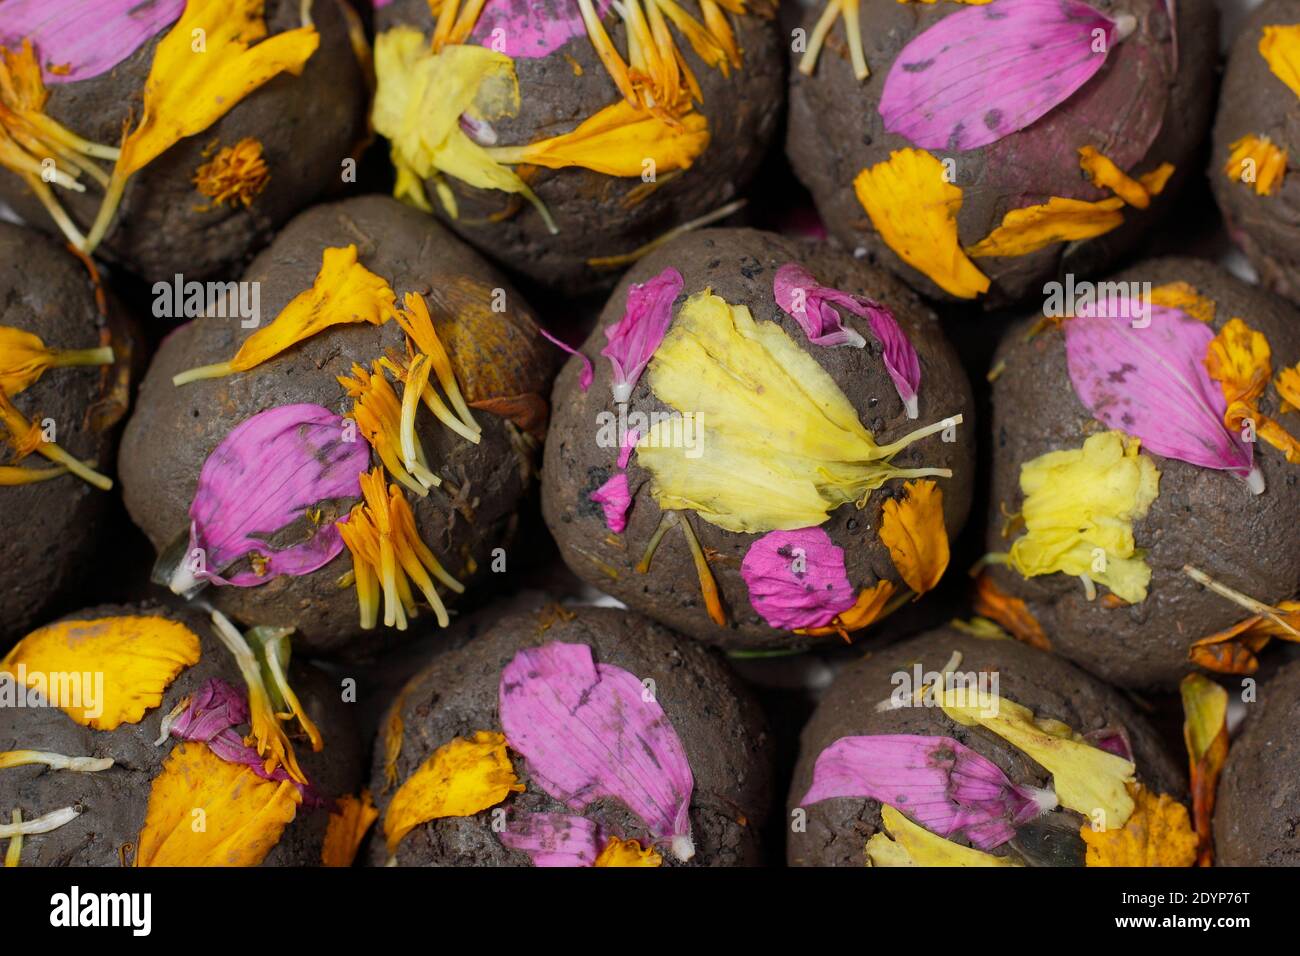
xmin=539 ymin=327 xmax=593 ymax=392
xmin=186 ymin=403 xmax=371 ymax=589
xmin=499 ymin=642 xmax=696 ymax=860
xmin=498 ymin=812 xmax=605 ymax=867
xmin=740 ymin=528 xmax=856 ymax=630
xmin=801 ymin=733 xmax=1051 ymax=850
xmin=880 ymin=0 xmax=1119 ymax=152
xmin=470 ymin=0 xmax=613 ymax=59
xmin=601 ymin=267 xmax=683 ymax=403
xmin=772 ymin=263 xmax=868 ymax=349
xmin=1064 ymin=301 xmax=1254 ymax=477
xmin=589 ymin=472 xmax=632 ymax=533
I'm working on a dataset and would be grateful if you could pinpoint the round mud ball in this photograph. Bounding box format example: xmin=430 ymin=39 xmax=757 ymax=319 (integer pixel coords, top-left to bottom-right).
xmin=541 ymin=227 xmax=976 ymax=652
xmin=983 ymin=257 xmax=1300 ymax=690
xmin=0 ymin=0 xmax=367 ymax=281
xmin=1211 ymin=0 xmax=1300 ymax=307
xmin=367 ymin=601 xmax=772 ymax=867
xmin=0 ymin=222 xmax=137 ymax=646
xmin=1215 ymin=660 xmax=1300 ymax=865
xmin=787 ymin=627 xmax=1188 ymax=867
xmin=371 ymin=0 xmax=784 ymax=295
xmin=787 ymin=0 xmax=1216 ymax=307
xmin=118 ymin=195 xmax=555 ymax=655
xmin=0 ymin=603 xmax=362 ymax=867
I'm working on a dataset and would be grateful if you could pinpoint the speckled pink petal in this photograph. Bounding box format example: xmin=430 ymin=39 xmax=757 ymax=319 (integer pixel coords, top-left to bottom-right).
xmin=1065 ymin=301 xmax=1253 ymax=477
xmin=589 ymin=472 xmax=632 ymax=533
xmin=539 ymin=327 xmax=593 ymax=392
xmin=601 ymin=267 xmax=683 ymax=403
xmin=879 ymin=0 xmax=1118 ymax=152
xmin=469 ymin=0 xmax=614 ymax=59
xmin=739 ymin=528 xmax=856 ymax=630
xmin=801 ymin=734 xmax=1052 ymax=850
xmin=498 ymin=812 xmax=605 ymax=866
xmin=499 ymin=641 xmax=696 ymax=860
xmin=0 ymin=0 xmax=184 ymax=85
xmin=188 ymin=404 xmax=371 ymax=588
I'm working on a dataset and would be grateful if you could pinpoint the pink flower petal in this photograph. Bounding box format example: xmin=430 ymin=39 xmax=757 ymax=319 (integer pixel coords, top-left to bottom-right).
xmin=740 ymin=528 xmax=857 ymax=631
xmin=0 ymin=0 xmax=184 ymax=85
xmin=800 ymin=734 xmax=1051 ymax=850
xmin=499 ymin=642 xmax=696 ymax=860
xmin=1064 ymin=301 xmax=1253 ymax=477
xmin=498 ymin=812 xmax=605 ymax=866
xmin=879 ymin=0 xmax=1119 ymax=152
xmin=617 ymin=428 xmax=641 ymax=470
xmin=867 ymin=308 xmax=922 ymax=420
xmin=539 ymin=327 xmax=593 ymax=392
xmin=188 ymin=404 xmax=371 ymax=588
xmin=589 ymin=472 xmax=632 ymax=533
xmin=468 ymin=0 xmax=613 ymax=59
xmin=601 ymin=267 xmax=683 ymax=403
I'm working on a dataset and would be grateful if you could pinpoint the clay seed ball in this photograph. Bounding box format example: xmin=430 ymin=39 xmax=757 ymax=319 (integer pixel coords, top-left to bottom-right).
xmin=0 ymin=604 xmax=362 ymax=867
xmin=542 ymin=227 xmax=976 ymax=651
xmin=368 ymin=602 xmax=772 ymax=866
xmin=372 ymin=0 xmax=784 ymax=294
xmin=787 ymin=0 xmax=1216 ymax=305
xmin=0 ymin=222 xmax=135 ymax=645
xmin=0 ymin=0 xmax=367 ymax=280
xmin=787 ymin=628 xmax=1187 ymax=867
xmin=1211 ymin=0 xmax=1300 ymax=307
xmin=119 ymin=196 xmax=554 ymax=654
xmin=1214 ymin=661 xmax=1300 ymax=866
xmin=984 ymin=258 xmax=1300 ymax=689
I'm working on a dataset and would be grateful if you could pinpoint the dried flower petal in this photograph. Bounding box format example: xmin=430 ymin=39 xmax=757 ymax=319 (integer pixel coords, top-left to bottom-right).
xmin=740 ymin=528 xmax=856 ymax=630
xmin=638 ymin=289 xmax=962 ymax=532
xmin=997 ymin=432 xmax=1159 ymax=604
xmin=794 ymin=579 xmax=896 ymax=638
xmin=1065 ymin=300 xmax=1254 ymax=480
xmin=384 ymin=730 xmax=523 ymax=853
xmin=0 ymin=0 xmax=184 ymax=84
xmin=1078 ymin=146 xmax=1162 ymax=209
xmin=1260 ymin=24 xmax=1300 ymax=100
xmin=538 ymin=327 xmax=594 ymax=392
xmin=879 ymin=0 xmax=1120 ymax=152
xmin=499 ymin=812 xmax=604 ymax=867
xmin=0 ymin=389 xmax=112 ymax=490
xmin=880 ymin=479 xmax=949 ymax=595
xmin=940 ymin=688 xmax=1137 ymax=829
xmin=193 ymin=137 xmax=270 ymax=210
xmin=1080 ymin=784 xmax=1197 ymax=867
xmin=173 ymin=245 xmax=398 ymax=385
xmin=1 ymin=615 xmax=200 ymax=730
xmin=1223 ymin=134 xmax=1287 ymax=197
xmin=601 ymin=267 xmax=683 ymax=403
xmin=469 ymin=0 xmax=610 ymax=58
xmin=966 ymin=196 xmax=1125 ymax=258
xmin=0 ymin=750 xmax=113 ymax=773
xmin=499 ymin=641 xmax=696 ymax=861
xmin=589 ymin=472 xmax=632 ymax=533
xmin=853 ymin=149 xmax=990 ymax=299
xmin=801 ymin=734 xmax=1054 ymax=849
xmin=173 ymin=404 xmax=369 ymax=596
xmin=321 ymin=791 xmax=379 ymax=867
xmin=772 ymin=262 xmax=868 ymax=349
xmin=972 ymin=572 xmax=1050 ymax=650
xmin=595 ymin=836 xmax=662 ymax=867
xmin=1205 ymin=318 xmax=1300 ymax=468
xmin=135 ymin=741 xmax=301 ymax=867
xmin=0 ymin=325 xmax=114 ymax=395
xmin=85 ymin=0 xmax=320 ymax=252
xmin=339 ymin=363 xmax=437 ymax=497
xmin=1151 ymin=281 xmax=1216 ymax=324
xmin=1180 ymin=674 xmax=1228 ymax=866
xmin=1276 ymin=363 xmax=1300 ymax=412
xmin=867 ymin=804 xmax=1021 ymax=867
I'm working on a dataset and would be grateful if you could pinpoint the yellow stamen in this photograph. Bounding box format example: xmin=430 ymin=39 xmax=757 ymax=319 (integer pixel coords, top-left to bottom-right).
xmin=678 ymin=513 xmax=727 ymax=626
xmin=799 ymin=0 xmax=841 ymax=77
xmin=393 ymin=292 xmax=481 ymax=438
xmin=0 ymin=750 xmax=114 ymax=772
xmin=339 ymin=362 xmax=434 ymax=497
xmin=193 ymin=137 xmax=271 ymax=211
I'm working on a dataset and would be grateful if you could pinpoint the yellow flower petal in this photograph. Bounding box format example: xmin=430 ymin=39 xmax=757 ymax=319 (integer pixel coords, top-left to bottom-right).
xmin=384 ymin=730 xmax=523 ymax=853
xmin=1080 ymin=784 xmax=1197 ymax=867
xmin=1078 ymin=146 xmax=1158 ymax=209
xmin=966 ymin=196 xmax=1125 ymax=259
xmin=879 ymin=478 xmax=949 ymax=595
xmin=1260 ymin=24 xmax=1300 ymax=100
xmin=1223 ymin=134 xmax=1288 ymax=197
xmin=593 ymin=836 xmax=663 ymax=867
xmin=173 ymin=244 xmax=397 ymax=384
xmin=0 ymin=390 xmax=113 ymax=490
xmin=321 ymin=790 xmax=380 ymax=867
xmin=1150 ymin=282 xmax=1216 ymax=324
xmin=0 ymin=325 xmax=115 ymax=395
xmin=135 ymin=742 xmax=301 ymax=867
xmin=794 ymin=579 xmax=896 ymax=638
xmin=86 ymin=0 xmax=319 ymax=251
xmin=940 ymin=688 xmax=1137 ymax=828
xmin=637 ymin=289 xmax=961 ymax=532
xmin=1205 ymin=317 xmax=1271 ymax=406
xmin=853 ymin=149 xmax=990 ymax=299
xmin=1001 ymin=431 xmax=1160 ymax=604
xmin=867 ymin=804 xmax=1021 ymax=867
xmin=1 ymin=616 xmax=200 ymax=730
xmin=193 ymin=137 xmax=270 ymax=211
xmin=1180 ymin=673 xmax=1228 ymax=865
